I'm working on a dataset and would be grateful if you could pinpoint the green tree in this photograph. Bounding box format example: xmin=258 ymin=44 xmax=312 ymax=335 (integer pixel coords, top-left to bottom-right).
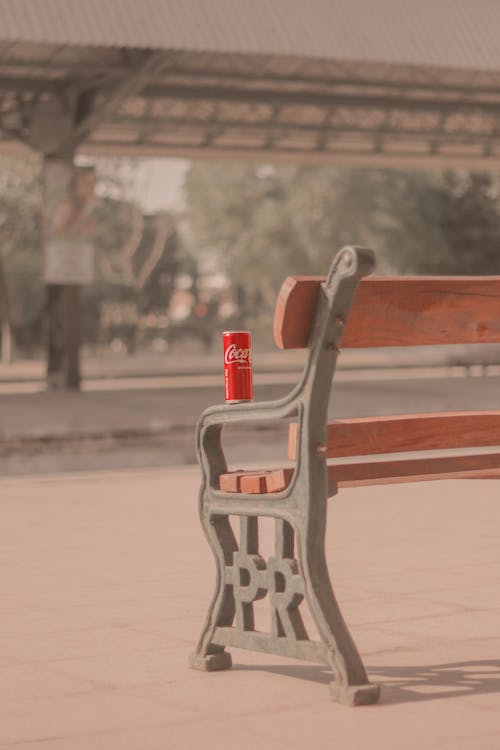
xmin=339 ymin=169 xmax=500 ymax=275
xmin=413 ymin=171 xmax=500 ymax=274
xmin=85 ymin=203 xmax=182 ymax=350
xmin=185 ymin=163 xmax=500 ymax=289
xmin=0 ymin=155 xmax=43 ymax=357
xmin=0 ymin=155 xmax=185 ymax=356
xmin=185 ymin=162 xmax=500 ymax=348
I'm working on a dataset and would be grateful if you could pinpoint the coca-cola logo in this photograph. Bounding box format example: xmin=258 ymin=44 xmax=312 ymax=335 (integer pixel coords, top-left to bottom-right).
xmin=224 ymin=343 xmax=251 ymax=365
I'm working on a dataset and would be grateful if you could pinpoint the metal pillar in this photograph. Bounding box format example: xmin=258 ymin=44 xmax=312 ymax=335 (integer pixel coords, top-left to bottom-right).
xmin=42 ymin=156 xmax=82 ymax=390
xmin=46 ymin=281 xmax=81 ymax=390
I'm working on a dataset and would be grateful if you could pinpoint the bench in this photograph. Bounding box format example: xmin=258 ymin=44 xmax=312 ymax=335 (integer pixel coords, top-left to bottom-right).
xmin=189 ymin=246 xmax=500 ymax=705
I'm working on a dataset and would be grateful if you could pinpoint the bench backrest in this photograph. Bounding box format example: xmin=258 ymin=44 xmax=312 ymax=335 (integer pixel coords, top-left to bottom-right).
xmin=276 ymin=270 xmax=500 ymax=465
xmin=218 ymin=250 xmax=500 ymax=494
xmin=274 ymin=276 xmax=500 ymax=349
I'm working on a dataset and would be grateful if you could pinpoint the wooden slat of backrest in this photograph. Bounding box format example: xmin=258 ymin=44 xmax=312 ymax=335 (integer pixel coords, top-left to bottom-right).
xmin=274 ymin=276 xmax=500 ymax=349
xmin=273 ymin=276 xmax=324 ymax=350
xmin=331 ymin=452 xmax=500 ymax=487
xmin=288 ymin=411 xmax=500 ymax=460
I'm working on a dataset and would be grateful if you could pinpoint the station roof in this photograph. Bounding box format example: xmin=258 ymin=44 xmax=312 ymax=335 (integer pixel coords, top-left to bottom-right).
xmin=1 ymin=0 xmax=500 ymax=167
xmin=2 ymin=0 xmax=500 ymax=71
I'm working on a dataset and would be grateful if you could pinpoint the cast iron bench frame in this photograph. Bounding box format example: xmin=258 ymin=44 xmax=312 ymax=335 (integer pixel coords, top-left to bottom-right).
xmin=190 ymin=246 xmax=500 ymax=706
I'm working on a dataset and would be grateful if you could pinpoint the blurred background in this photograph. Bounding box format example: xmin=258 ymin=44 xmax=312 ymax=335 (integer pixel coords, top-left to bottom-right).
xmin=3 ymin=158 xmax=500 ymax=361
xmin=2 ymin=0 xmax=500 ymax=475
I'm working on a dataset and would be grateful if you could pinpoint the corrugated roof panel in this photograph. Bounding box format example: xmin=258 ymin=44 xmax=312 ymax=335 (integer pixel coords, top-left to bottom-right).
xmin=0 ymin=0 xmax=500 ymax=73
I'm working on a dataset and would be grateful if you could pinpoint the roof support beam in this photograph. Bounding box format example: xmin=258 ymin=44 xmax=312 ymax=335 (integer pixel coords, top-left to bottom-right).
xmin=141 ymin=81 xmax=500 ymax=114
xmin=60 ymin=49 xmax=174 ymax=152
xmin=5 ymin=59 xmax=500 ymax=99
xmin=108 ymin=113 xmax=497 ymax=143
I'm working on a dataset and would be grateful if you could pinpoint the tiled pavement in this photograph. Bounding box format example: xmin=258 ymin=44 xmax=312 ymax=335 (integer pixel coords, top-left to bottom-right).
xmin=1 ymin=467 xmax=500 ymax=749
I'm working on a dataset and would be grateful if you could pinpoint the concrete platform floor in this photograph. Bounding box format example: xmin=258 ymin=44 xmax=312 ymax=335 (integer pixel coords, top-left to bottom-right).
xmin=1 ymin=467 xmax=500 ymax=749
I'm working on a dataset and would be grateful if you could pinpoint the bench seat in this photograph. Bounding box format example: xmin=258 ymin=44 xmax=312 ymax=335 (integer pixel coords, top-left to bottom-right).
xmin=219 ymin=451 xmax=500 ymax=493
xmin=220 ymin=410 xmax=500 ymax=492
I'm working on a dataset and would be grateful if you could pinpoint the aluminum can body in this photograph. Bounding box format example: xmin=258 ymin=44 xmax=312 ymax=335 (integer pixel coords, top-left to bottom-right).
xmin=223 ymin=331 xmax=254 ymax=403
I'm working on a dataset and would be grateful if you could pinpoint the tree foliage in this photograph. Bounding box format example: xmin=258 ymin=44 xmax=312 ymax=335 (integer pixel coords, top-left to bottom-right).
xmin=185 ymin=163 xmax=500 ymax=296
xmin=4 ymin=154 xmax=500 ymax=356
xmin=0 ymin=155 xmax=43 ymax=351
xmin=0 ymin=155 xmax=183 ymax=355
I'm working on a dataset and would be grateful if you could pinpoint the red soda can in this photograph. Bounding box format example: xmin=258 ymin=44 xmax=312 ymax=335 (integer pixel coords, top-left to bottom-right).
xmin=223 ymin=331 xmax=254 ymax=403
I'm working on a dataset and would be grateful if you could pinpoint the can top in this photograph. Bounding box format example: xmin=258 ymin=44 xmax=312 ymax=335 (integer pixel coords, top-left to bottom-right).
xmin=222 ymin=330 xmax=251 ymax=336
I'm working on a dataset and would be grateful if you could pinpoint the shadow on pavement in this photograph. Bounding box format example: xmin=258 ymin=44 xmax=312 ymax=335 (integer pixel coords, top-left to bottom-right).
xmin=235 ymin=659 xmax=500 ymax=705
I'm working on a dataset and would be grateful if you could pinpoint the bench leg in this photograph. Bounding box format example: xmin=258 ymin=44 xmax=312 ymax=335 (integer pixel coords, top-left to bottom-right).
xmin=301 ymin=545 xmax=381 ymax=706
xmin=190 ymin=510 xmax=379 ymax=704
xmin=190 ymin=512 xmax=234 ymax=672
xmin=189 ymin=647 xmax=232 ymax=672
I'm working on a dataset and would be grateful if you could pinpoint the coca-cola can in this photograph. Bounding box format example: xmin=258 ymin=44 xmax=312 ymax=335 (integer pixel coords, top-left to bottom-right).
xmin=223 ymin=331 xmax=254 ymax=403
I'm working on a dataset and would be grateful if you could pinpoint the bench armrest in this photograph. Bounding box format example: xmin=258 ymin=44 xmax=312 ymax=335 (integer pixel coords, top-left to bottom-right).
xmin=197 ymin=395 xmax=300 ymax=432
xmin=197 ymin=395 xmax=302 ymax=489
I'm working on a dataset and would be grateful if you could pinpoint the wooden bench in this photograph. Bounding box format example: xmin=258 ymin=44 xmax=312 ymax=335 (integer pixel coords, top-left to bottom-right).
xmin=190 ymin=246 xmax=500 ymax=705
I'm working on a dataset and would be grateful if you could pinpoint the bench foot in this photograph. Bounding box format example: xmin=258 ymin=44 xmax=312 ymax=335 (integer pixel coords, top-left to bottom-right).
xmin=329 ymin=682 xmax=381 ymax=706
xmin=189 ymin=650 xmax=232 ymax=672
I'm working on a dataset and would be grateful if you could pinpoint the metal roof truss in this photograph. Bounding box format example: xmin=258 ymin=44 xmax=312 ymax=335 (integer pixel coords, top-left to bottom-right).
xmin=2 ymin=43 xmax=500 ymax=167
